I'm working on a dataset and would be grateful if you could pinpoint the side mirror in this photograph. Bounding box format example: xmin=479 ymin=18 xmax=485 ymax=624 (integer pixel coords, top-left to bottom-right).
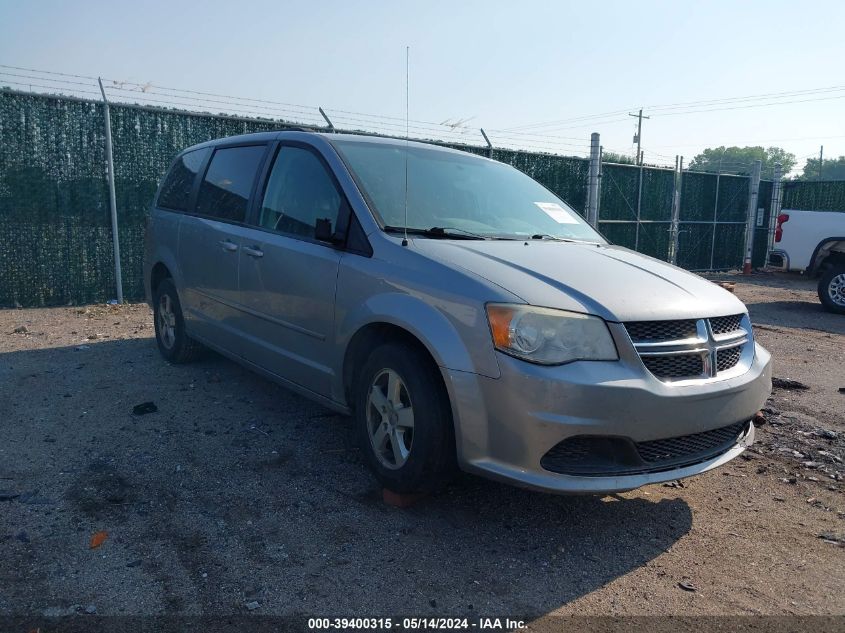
xmin=315 ymin=218 xmax=343 ymax=245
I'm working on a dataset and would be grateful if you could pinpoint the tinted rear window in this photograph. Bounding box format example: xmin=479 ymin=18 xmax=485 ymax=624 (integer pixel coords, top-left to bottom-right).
xmin=195 ymin=145 xmax=267 ymax=222
xmin=157 ymin=148 xmax=209 ymax=211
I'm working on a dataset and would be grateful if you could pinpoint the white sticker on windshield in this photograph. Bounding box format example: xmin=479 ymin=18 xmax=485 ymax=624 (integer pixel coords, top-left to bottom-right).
xmin=534 ymin=202 xmax=578 ymax=224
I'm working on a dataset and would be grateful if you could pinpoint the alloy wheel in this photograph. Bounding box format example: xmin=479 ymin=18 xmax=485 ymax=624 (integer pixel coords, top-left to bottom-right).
xmin=157 ymin=293 xmax=177 ymax=350
xmin=829 ymin=273 xmax=845 ymax=307
xmin=367 ymin=368 xmax=415 ymax=469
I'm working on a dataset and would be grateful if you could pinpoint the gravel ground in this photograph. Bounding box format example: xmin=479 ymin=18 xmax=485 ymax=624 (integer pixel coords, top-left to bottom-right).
xmin=1 ymin=272 xmax=843 ymax=623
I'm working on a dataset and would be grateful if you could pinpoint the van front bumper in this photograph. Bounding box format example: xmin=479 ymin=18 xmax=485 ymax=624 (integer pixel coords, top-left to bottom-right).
xmin=445 ymin=341 xmax=772 ymax=494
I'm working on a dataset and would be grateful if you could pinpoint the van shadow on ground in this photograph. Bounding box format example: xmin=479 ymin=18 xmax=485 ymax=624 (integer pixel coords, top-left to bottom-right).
xmin=1 ymin=338 xmax=692 ymax=617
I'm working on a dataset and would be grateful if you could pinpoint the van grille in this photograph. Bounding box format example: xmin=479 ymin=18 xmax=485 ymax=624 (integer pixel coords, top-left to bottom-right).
xmin=624 ymin=319 xmax=698 ymax=342
xmin=716 ymin=345 xmax=743 ymax=372
xmin=642 ymin=354 xmax=704 ymax=379
xmin=710 ymin=314 xmax=744 ymax=335
xmin=624 ymin=315 xmax=750 ymax=382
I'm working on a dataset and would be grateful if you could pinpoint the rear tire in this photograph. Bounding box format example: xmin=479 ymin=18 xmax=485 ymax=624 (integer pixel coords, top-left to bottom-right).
xmin=818 ymin=264 xmax=845 ymax=314
xmin=153 ymin=278 xmax=203 ymax=363
xmin=353 ymin=341 xmax=456 ymax=493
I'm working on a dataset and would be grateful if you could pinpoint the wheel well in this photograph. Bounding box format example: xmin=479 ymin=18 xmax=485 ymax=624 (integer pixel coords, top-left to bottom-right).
xmin=150 ymin=263 xmax=172 ymax=295
xmin=811 ymin=238 xmax=845 ymax=275
xmin=342 ymin=323 xmax=445 ymax=412
xmin=818 ymin=246 xmax=845 ymax=274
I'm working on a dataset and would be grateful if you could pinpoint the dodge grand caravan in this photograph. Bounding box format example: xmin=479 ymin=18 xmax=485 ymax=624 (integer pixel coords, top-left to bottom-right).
xmin=143 ymin=131 xmax=772 ymax=494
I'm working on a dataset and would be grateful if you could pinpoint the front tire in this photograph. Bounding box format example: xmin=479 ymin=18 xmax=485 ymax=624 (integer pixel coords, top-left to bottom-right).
xmin=153 ymin=278 xmax=203 ymax=363
xmin=818 ymin=265 xmax=845 ymax=314
xmin=354 ymin=342 xmax=456 ymax=493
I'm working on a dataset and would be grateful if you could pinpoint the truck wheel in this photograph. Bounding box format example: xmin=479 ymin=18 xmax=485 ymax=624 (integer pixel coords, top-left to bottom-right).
xmin=153 ymin=278 xmax=203 ymax=362
xmin=818 ymin=265 xmax=845 ymax=314
xmin=354 ymin=342 xmax=456 ymax=493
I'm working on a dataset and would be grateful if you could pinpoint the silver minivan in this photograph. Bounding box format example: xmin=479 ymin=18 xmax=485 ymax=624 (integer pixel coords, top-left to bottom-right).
xmin=143 ymin=131 xmax=772 ymax=494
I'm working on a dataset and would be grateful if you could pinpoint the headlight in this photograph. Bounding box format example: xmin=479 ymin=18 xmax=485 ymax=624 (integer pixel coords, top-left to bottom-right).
xmin=486 ymin=304 xmax=618 ymax=365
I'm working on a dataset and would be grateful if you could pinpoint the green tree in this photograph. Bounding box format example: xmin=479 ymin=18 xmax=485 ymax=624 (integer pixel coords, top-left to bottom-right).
xmin=688 ymin=146 xmax=796 ymax=176
xmin=797 ymin=156 xmax=845 ymax=181
xmin=601 ymin=151 xmax=635 ymax=165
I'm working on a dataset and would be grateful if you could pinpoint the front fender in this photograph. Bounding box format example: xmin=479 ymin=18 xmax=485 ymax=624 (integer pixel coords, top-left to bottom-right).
xmin=336 ymin=291 xmax=499 ymax=380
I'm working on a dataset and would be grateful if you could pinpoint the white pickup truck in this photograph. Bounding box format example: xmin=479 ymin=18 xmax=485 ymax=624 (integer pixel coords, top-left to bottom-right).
xmin=768 ymin=209 xmax=845 ymax=313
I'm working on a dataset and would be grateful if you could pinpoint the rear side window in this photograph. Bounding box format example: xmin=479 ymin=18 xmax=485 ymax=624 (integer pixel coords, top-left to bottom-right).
xmin=195 ymin=145 xmax=267 ymax=222
xmin=258 ymin=146 xmax=343 ymax=238
xmin=157 ymin=148 xmax=209 ymax=211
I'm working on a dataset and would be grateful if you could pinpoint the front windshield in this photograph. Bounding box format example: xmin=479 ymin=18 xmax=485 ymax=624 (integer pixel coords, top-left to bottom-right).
xmin=332 ymin=139 xmax=605 ymax=242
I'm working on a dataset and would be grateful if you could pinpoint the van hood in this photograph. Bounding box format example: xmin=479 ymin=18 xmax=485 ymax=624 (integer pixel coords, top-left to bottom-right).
xmin=412 ymin=239 xmax=747 ymax=322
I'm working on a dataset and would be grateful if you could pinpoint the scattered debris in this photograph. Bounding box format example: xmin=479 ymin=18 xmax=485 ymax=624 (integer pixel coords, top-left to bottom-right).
xmin=772 ymin=377 xmax=810 ymax=391
xmin=818 ymin=532 xmax=845 ymax=546
xmin=84 ymin=605 xmax=97 ymax=614
xmin=753 ymin=410 xmax=767 ymax=426
xmin=89 ymin=530 xmax=108 ymax=549
xmin=663 ymin=480 xmax=685 ymax=489
xmin=818 ymin=450 xmax=843 ymax=463
xmin=245 ymin=601 xmax=261 ymax=611
xmin=132 ymin=402 xmax=158 ymax=415
xmin=677 ymin=582 xmax=697 ymax=592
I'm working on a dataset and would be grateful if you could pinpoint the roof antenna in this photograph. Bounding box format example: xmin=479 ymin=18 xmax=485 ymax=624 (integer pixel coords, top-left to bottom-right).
xmin=402 ymin=45 xmax=410 ymax=247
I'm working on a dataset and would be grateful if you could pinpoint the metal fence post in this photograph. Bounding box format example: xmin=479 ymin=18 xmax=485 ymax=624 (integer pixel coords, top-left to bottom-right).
xmin=586 ymin=133 xmax=600 ymax=227
xmin=765 ymin=163 xmax=783 ymax=267
xmin=742 ymin=159 xmax=763 ymax=275
xmin=480 ymin=128 xmax=493 ymax=158
xmin=597 ymin=145 xmax=603 ymax=221
xmin=318 ymin=107 xmax=335 ymax=131
xmin=709 ymin=167 xmax=722 ymax=271
xmin=97 ymin=77 xmax=123 ymax=303
xmin=669 ymin=156 xmax=683 ymax=265
xmin=634 ymin=161 xmax=644 ymax=251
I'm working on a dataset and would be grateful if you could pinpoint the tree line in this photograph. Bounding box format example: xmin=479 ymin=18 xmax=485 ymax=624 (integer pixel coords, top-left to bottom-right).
xmin=603 ymin=146 xmax=845 ymax=181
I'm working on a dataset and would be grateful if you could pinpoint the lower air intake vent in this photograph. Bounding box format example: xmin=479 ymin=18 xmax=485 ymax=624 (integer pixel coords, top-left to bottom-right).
xmin=540 ymin=421 xmax=750 ymax=476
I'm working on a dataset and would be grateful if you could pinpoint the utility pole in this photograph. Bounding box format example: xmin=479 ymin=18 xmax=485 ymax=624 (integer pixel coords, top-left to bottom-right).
xmin=628 ymin=108 xmax=650 ymax=165
xmin=819 ymin=145 xmax=824 ymax=181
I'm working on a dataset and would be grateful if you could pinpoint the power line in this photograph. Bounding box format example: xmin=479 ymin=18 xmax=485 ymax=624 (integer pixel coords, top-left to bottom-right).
xmin=504 ymin=82 xmax=845 ymax=132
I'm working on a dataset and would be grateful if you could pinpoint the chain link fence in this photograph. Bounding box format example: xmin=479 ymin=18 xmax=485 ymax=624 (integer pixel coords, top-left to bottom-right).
xmin=1 ymin=89 xmax=843 ymax=307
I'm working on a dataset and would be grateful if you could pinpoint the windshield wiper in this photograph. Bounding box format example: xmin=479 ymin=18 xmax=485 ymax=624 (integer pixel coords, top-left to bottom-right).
xmin=530 ymin=233 xmax=577 ymax=242
xmin=383 ymin=225 xmax=488 ymax=240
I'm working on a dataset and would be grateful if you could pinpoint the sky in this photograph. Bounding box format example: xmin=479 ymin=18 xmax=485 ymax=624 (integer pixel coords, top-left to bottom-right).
xmin=1 ymin=0 xmax=844 ymax=175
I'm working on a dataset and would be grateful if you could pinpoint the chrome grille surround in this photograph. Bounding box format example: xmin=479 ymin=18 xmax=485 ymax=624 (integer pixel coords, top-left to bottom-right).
xmin=625 ymin=314 xmax=753 ymax=383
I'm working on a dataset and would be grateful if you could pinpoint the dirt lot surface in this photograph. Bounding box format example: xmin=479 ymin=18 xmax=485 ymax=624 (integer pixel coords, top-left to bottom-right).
xmin=1 ymin=272 xmax=843 ymax=624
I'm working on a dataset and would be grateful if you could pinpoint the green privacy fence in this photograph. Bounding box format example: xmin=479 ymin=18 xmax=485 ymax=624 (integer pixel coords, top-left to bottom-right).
xmin=781 ymin=180 xmax=845 ymax=212
xmin=2 ymin=89 xmax=843 ymax=307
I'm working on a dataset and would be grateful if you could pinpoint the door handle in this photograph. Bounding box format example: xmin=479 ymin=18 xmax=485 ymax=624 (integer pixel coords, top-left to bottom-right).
xmin=243 ymin=245 xmax=264 ymax=259
xmin=219 ymin=239 xmax=238 ymax=252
